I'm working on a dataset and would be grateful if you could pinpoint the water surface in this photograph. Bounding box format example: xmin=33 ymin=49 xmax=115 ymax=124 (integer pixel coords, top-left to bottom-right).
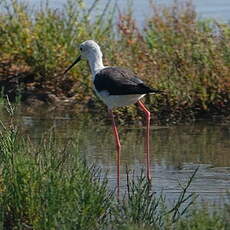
xmin=1 ymin=105 xmax=229 ymax=204
xmin=31 ymin=0 xmax=230 ymax=24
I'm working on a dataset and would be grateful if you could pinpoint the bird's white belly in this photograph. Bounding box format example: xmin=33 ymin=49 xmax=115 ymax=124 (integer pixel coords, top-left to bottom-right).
xmin=96 ymin=90 xmax=145 ymax=109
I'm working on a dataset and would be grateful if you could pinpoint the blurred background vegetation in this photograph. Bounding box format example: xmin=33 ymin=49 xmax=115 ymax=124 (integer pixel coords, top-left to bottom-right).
xmin=0 ymin=0 xmax=229 ymax=123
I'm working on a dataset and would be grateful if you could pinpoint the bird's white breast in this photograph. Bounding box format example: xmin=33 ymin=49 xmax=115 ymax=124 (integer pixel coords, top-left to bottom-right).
xmin=95 ymin=89 xmax=145 ymax=109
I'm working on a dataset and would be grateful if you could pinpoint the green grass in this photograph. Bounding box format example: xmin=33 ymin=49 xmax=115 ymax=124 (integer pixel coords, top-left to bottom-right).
xmin=0 ymin=0 xmax=229 ymax=123
xmin=0 ymin=113 xmax=112 ymax=229
xmin=0 ymin=105 xmax=229 ymax=229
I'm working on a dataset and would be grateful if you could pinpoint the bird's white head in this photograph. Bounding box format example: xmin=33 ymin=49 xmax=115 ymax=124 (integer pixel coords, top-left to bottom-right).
xmin=79 ymin=40 xmax=103 ymax=60
xmin=64 ymin=40 xmax=104 ymax=75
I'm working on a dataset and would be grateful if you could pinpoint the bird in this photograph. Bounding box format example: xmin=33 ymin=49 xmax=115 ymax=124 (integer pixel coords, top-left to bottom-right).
xmin=64 ymin=40 xmax=161 ymax=197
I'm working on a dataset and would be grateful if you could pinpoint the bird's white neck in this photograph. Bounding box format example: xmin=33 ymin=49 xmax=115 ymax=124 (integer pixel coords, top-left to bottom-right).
xmin=88 ymin=54 xmax=104 ymax=76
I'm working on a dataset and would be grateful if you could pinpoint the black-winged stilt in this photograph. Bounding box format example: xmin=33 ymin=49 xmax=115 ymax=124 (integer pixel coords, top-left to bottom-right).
xmin=64 ymin=40 xmax=161 ymax=197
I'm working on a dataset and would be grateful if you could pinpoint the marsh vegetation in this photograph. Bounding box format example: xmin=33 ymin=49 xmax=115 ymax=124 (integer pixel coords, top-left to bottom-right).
xmin=0 ymin=0 xmax=229 ymax=123
xmin=0 ymin=0 xmax=229 ymax=228
xmin=0 ymin=105 xmax=229 ymax=229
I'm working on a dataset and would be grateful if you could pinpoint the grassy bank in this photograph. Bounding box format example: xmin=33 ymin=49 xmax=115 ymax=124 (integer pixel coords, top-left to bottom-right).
xmin=0 ymin=0 xmax=229 ymax=123
xmin=0 ymin=112 xmax=229 ymax=229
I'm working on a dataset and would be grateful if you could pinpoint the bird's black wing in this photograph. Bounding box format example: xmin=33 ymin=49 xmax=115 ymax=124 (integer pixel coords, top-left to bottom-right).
xmin=94 ymin=67 xmax=160 ymax=95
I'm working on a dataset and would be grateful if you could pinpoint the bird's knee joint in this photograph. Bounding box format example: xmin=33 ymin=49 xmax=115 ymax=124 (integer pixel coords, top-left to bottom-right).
xmin=146 ymin=111 xmax=151 ymax=120
xmin=116 ymin=143 xmax=121 ymax=151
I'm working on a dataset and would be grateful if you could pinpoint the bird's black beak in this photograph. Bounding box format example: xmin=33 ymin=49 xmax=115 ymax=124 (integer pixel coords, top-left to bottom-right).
xmin=64 ymin=55 xmax=81 ymax=74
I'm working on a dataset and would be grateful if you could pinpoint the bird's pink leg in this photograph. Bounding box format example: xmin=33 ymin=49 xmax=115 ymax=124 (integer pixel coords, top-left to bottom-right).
xmin=137 ymin=100 xmax=151 ymax=183
xmin=108 ymin=109 xmax=121 ymax=198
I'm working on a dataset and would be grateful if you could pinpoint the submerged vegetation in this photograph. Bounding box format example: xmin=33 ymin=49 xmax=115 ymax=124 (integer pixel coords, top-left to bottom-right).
xmin=0 ymin=108 xmax=229 ymax=229
xmin=0 ymin=0 xmax=229 ymax=123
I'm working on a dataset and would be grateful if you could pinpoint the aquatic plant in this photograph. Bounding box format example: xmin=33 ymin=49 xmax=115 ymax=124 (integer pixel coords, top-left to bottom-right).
xmin=0 ymin=101 xmax=112 ymax=229
xmin=0 ymin=112 xmax=229 ymax=229
xmin=0 ymin=99 xmax=229 ymax=229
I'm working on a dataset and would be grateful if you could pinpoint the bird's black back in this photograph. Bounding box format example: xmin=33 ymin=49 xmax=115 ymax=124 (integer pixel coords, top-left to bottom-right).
xmin=94 ymin=67 xmax=160 ymax=95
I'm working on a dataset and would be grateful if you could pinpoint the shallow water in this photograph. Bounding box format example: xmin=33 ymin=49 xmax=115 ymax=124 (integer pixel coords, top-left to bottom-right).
xmin=1 ymin=105 xmax=229 ymax=205
xmin=31 ymin=0 xmax=230 ymax=24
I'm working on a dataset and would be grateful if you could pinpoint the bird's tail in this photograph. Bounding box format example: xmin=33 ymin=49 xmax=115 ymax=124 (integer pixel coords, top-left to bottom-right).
xmin=149 ymin=88 xmax=164 ymax=94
